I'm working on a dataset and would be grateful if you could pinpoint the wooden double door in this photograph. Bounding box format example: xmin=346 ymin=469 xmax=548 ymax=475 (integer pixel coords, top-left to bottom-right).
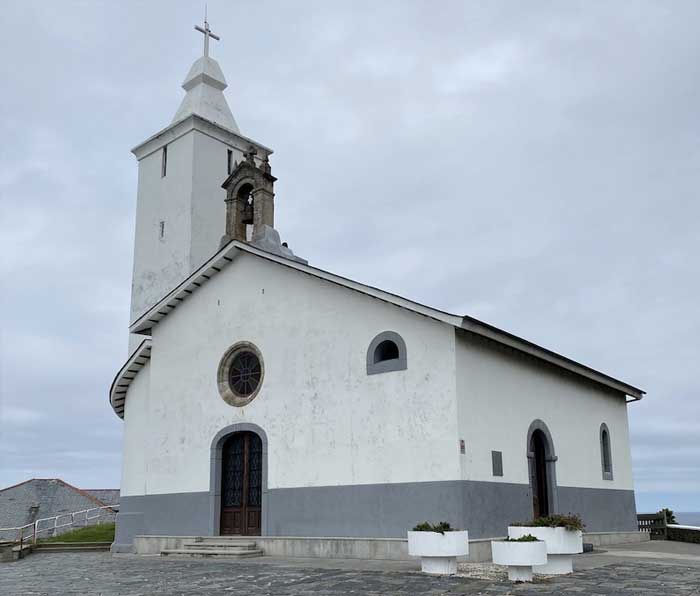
xmin=220 ymin=432 xmax=262 ymax=535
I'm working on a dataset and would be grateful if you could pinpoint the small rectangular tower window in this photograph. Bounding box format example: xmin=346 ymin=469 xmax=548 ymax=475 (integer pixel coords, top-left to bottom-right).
xmin=491 ymin=450 xmax=503 ymax=477
xmin=227 ymin=149 xmax=233 ymax=174
xmin=159 ymin=221 xmax=165 ymax=239
xmin=161 ymin=146 xmax=168 ymax=177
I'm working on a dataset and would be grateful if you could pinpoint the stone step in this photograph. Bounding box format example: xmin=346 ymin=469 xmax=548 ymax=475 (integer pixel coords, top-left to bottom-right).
xmin=35 ymin=542 xmax=112 ymax=550
xmin=187 ymin=537 xmax=258 ymax=542
xmin=182 ymin=545 xmax=258 ymax=554
xmin=182 ymin=541 xmax=258 ymax=550
xmin=190 ymin=537 xmax=260 ymax=543
xmin=2 ymin=544 xmax=32 ymax=562
xmin=34 ymin=543 xmax=112 ymax=553
xmin=161 ymin=548 xmax=263 ymax=558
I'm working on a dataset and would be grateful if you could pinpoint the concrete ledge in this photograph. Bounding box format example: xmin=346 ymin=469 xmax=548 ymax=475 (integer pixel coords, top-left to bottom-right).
xmin=132 ymin=535 xmax=498 ymax=562
xmin=131 ymin=532 xmax=649 ymax=562
xmin=583 ymin=531 xmax=650 ymax=547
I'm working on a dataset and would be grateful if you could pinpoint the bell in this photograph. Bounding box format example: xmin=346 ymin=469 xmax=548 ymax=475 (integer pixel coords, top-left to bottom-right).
xmin=241 ymin=201 xmax=254 ymax=224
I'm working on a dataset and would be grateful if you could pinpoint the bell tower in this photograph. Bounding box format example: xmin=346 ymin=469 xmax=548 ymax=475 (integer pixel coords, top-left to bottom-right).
xmin=128 ymin=18 xmax=273 ymax=351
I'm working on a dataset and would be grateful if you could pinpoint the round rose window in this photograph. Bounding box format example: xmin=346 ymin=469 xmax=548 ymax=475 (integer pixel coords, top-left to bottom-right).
xmin=217 ymin=342 xmax=264 ymax=407
xmin=228 ymin=350 xmax=262 ymax=397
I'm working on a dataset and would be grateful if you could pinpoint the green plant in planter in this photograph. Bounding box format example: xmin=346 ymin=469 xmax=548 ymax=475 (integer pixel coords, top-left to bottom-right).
xmin=412 ymin=521 xmax=455 ymax=534
xmin=510 ymin=514 xmax=585 ymax=532
xmin=503 ymin=534 xmax=539 ymax=542
xmin=659 ymin=508 xmax=677 ymax=524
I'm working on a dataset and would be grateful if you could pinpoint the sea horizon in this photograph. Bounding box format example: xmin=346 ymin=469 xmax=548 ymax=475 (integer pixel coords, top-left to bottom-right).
xmin=675 ymin=511 xmax=700 ymax=526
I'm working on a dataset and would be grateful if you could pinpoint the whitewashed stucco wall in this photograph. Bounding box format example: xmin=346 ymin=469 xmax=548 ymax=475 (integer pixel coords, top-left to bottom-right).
xmin=129 ymin=127 xmax=249 ymax=353
xmin=455 ymin=333 xmax=635 ymax=490
xmin=130 ymin=133 xmax=194 ymax=325
xmin=120 ymin=253 xmax=460 ymax=497
xmin=189 ymin=130 xmax=234 ymax=268
xmin=120 ymin=360 xmax=151 ymax=496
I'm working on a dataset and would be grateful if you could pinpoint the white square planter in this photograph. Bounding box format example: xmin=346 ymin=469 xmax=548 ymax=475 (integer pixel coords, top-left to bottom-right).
xmin=407 ymin=530 xmax=469 ymax=575
xmin=507 ymin=526 xmax=583 ymax=575
xmin=491 ymin=540 xmax=547 ymax=582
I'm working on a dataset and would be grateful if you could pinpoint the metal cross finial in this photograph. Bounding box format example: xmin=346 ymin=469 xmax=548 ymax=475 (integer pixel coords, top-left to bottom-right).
xmin=194 ymin=9 xmax=220 ymax=58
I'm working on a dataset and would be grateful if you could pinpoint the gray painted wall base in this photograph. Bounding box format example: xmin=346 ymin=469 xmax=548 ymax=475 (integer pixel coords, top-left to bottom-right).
xmin=115 ymin=492 xmax=210 ymax=552
xmin=267 ymin=480 xmax=532 ymax=539
xmin=112 ymin=512 xmax=145 ymax=553
xmin=558 ymin=486 xmax=638 ymax=532
xmin=115 ymin=481 xmax=637 ymax=551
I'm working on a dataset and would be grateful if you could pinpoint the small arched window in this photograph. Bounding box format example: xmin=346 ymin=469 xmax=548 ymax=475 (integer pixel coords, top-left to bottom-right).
xmin=374 ymin=340 xmax=399 ymax=363
xmin=600 ymin=423 xmax=613 ymax=480
xmin=366 ymin=331 xmax=407 ymax=375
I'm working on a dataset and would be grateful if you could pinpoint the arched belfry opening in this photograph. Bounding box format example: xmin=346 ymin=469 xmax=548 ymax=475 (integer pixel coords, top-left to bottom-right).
xmin=526 ymin=420 xmax=558 ymax=519
xmin=236 ymin=182 xmax=255 ymax=240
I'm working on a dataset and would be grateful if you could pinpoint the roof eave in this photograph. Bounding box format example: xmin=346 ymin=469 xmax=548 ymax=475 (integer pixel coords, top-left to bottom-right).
xmin=129 ymin=240 xmax=464 ymax=335
xmin=127 ymin=239 xmax=643 ymax=402
xmin=129 ymin=246 xmax=244 ymax=335
xmin=109 ymin=339 xmax=153 ymax=419
xmin=131 ymin=114 xmax=273 ymax=161
xmin=459 ymin=316 xmax=645 ymax=400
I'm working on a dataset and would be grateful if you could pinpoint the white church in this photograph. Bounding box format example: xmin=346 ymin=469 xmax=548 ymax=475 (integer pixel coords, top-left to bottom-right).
xmin=110 ymin=22 xmax=644 ymax=553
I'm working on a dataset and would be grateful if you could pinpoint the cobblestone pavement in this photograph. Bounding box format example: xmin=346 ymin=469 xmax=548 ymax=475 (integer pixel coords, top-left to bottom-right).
xmin=2 ymin=552 xmax=700 ymax=595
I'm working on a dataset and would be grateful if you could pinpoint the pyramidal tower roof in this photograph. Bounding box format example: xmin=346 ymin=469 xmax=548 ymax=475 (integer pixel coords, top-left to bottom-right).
xmin=172 ymin=19 xmax=239 ymax=132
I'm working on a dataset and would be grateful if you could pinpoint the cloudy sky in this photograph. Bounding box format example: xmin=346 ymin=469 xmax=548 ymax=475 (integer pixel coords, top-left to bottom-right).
xmin=1 ymin=1 xmax=698 ymax=513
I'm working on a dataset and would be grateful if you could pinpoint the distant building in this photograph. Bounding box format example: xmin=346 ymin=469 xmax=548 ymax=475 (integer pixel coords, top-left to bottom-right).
xmin=0 ymin=479 xmax=119 ymax=540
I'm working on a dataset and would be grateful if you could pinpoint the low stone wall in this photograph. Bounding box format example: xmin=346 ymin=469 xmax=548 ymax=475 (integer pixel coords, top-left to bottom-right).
xmin=668 ymin=525 xmax=700 ymax=544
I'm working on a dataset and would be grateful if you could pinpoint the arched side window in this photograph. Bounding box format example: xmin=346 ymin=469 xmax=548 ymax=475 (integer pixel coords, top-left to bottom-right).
xmin=366 ymin=331 xmax=407 ymax=375
xmin=600 ymin=423 xmax=613 ymax=480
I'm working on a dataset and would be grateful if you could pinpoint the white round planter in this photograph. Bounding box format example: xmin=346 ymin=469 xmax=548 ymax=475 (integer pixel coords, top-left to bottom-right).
xmin=491 ymin=540 xmax=547 ymax=582
xmin=507 ymin=526 xmax=583 ymax=575
xmin=407 ymin=530 xmax=469 ymax=575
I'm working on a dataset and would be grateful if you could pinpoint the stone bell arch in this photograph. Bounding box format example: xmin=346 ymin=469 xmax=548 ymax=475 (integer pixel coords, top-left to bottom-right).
xmin=220 ymin=145 xmax=276 ymax=245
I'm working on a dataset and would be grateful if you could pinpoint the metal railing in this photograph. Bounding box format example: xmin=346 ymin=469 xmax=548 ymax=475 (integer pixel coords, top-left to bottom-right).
xmin=0 ymin=505 xmax=118 ymax=550
xmin=637 ymin=512 xmax=667 ymax=540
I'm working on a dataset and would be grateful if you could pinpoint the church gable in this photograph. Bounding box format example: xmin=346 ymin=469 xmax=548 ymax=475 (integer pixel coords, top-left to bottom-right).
xmin=148 ymin=245 xmax=459 ymax=389
xmin=129 ymin=240 xmax=463 ymax=338
xmin=126 ymin=238 xmax=643 ymax=403
xmin=128 ymin=247 xmax=462 ymax=493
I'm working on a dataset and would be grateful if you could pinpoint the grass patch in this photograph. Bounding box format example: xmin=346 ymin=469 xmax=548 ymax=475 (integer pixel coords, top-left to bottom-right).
xmin=40 ymin=523 xmax=115 ymax=543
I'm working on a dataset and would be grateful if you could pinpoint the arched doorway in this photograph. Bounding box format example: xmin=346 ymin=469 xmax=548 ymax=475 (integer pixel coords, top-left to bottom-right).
xmin=526 ymin=420 xmax=558 ymax=519
xmin=530 ymin=430 xmax=549 ymax=517
xmin=220 ymin=431 xmax=263 ymax=535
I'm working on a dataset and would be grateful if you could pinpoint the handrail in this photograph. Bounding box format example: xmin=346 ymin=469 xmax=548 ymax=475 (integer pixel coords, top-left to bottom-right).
xmin=0 ymin=504 xmax=118 ymax=546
